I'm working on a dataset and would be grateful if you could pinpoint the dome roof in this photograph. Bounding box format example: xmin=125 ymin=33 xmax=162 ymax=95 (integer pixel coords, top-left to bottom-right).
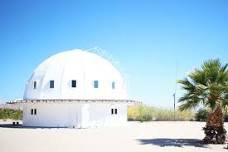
xmin=23 ymin=49 xmax=127 ymax=100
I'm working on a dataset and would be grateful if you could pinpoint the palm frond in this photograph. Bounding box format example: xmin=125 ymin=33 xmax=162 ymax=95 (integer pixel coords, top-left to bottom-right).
xmin=178 ymin=59 xmax=228 ymax=111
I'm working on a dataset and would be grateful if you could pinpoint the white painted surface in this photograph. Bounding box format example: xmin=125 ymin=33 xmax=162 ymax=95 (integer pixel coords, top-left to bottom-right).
xmin=22 ymin=49 xmax=129 ymax=127
xmin=23 ymin=49 xmax=127 ymax=100
xmin=23 ymin=102 xmax=127 ymax=128
xmin=23 ymin=102 xmax=81 ymax=127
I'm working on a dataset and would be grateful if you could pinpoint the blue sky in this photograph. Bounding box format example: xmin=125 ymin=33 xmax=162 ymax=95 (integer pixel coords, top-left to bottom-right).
xmin=0 ymin=0 xmax=227 ymax=107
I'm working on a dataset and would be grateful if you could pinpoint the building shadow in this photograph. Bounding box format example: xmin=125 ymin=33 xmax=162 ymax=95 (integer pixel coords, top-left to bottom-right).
xmin=0 ymin=123 xmax=22 ymax=128
xmin=138 ymin=138 xmax=207 ymax=148
xmin=0 ymin=123 xmax=67 ymax=129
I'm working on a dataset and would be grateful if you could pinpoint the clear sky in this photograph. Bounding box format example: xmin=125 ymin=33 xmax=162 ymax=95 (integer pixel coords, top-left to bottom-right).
xmin=0 ymin=0 xmax=227 ymax=107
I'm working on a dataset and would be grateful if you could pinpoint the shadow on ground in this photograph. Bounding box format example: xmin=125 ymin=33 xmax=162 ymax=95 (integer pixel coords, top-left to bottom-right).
xmin=138 ymin=138 xmax=207 ymax=148
xmin=0 ymin=124 xmax=23 ymax=128
xmin=0 ymin=124 xmax=68 ymax=129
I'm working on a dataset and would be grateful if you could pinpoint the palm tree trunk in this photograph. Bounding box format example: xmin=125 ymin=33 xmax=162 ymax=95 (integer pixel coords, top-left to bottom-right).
xmin=203 ymin=105 xmax=226 ymax=144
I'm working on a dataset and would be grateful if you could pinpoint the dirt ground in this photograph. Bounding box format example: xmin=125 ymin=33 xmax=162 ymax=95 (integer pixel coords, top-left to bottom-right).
xmin=0 ymin=121 xmax=228 ymax=152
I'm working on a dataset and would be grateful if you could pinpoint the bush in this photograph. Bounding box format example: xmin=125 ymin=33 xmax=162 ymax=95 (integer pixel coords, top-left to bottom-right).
xmin=128 ymin=105 xmax=195 ymax=122
xmin=224 ymin=114 xmax=228 ymax=122
xmin=0 ymin=108 xmax=22 ymax=120
xmin=138 ymin=105 xmax=153 ymax=122
xmin=195 ymin=109 xmax=208 ymax=121
xmin=128 ymin=105 xmax=140 ymax=121
xmin=128 ymin=105 xmax=154 ymax=122
xmin=194 ymin=109 xmax=228 ymax=122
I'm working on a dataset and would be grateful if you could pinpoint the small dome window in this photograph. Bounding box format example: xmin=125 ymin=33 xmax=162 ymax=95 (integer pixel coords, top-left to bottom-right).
xmin=50 ymin=80 xmax=54 ymax=88
xmin=94 ymin=80 xmax=99 ymax=88
xmin=112 ymin=81 xmax=115 ymax=89
xmin=71 ymin=80 xmax=77 ymax=88
xmin=33 ymin=81 xmax=37 ymax=89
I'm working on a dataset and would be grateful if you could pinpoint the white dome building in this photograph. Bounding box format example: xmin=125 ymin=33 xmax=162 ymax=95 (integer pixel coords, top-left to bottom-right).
xmin=22 ymin=49 xmax=134 ymax=128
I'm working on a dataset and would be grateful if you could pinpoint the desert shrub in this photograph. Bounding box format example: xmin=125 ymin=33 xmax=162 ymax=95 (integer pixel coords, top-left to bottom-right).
xmin=128 ymin=105 xmax=195 ymax=121
xmin=224 ymin=114 xmax=228 ymax=122
xmin=194 ymin=109 xmax=228 ymax=122
xmin=127 ymin=105 xmax=140 ymax=121
xmin=195 ymin=108 xmax=208 ymax=121
xmin=175 ymin=110 xmax=195 ymax=121
xmin=128 ymin=105 xmax=153 ymax=122
xmin=137 ymin=105 xmax=153 ymax=122
xmin=151 ymin=108 xmax=171 ymax=121
xmin=0 ymin=108 xmax=22 ymax=120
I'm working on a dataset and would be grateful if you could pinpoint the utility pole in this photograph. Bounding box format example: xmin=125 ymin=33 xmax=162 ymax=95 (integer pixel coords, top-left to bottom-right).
xmin=173 ymin=93 xmax=176 ymax=121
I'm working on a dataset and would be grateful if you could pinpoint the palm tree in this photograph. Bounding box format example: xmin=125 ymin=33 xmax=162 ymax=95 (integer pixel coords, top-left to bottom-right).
xmin=178 ymin=59 xmax=228 ymax=144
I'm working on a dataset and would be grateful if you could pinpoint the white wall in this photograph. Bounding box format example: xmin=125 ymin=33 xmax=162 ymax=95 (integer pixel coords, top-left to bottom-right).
xmin=23 ymin=102 xmax=81 ymax=127
xmin=23 ymin=101 xmax=127 ymax=128
xmin=88 ymin=102 xmax=127 ymax=127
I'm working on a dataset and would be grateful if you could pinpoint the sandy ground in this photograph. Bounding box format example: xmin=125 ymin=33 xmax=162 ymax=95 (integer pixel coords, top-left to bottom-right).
xmin=0 ymin=121 xmax=228 ymax=152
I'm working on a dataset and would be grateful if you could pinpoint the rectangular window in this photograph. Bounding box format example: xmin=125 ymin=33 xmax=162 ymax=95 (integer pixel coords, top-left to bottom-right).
xmin=111 ymin=109 xmax=117 ymax=115
xmin=115 ymin=109 xmax=117 ymax=114
xmin=34 ymin=109 xmax=37 ymax=115
xmin=72 ymin=80 xmax=76 ymax=88
xmin=50 ymin=80 xmax=54 ymax=88
xmin=112 ymin=81 xmax=115 ymax=89
xmin=31 ymin=109 xmax=33 ymax=115
xmin=94 ymin=80 xmax=98 ymax=88
xmin=33 ymin=81 xmax=37 ymax=89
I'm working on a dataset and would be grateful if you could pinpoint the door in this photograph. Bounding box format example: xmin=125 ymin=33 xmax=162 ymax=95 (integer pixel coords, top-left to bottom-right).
xmin=81 ymin=104 xmax=90 ymax=128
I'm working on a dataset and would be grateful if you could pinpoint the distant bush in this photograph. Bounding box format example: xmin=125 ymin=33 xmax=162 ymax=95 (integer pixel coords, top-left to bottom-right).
xmin=138 ymin=105 xmax=153 ymax=122
xmin=128 ymin=105 xmax=140 ymax=121
xmin=195 ymin=108 xmax=208 ymax=121
xmin=0 ymin=108 xmax=22 ymax=120
xmin=224 ymin=115 xmax=228 ymax=122
xmin=194 ymin=108 xmax=228 ymax=122
xmin=128 ymin=105 xmax=195 ymax=122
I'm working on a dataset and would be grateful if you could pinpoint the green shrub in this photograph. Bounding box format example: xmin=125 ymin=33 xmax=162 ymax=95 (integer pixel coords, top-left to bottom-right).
xmin=137 ymin=105 xmax=153 ymax=122
xmin=128 ymin=105 xmax=195 ymax=122
xmin=128 ymin=105 xmax=140 ymax=121
xmin=195 ymin=109 xmax=208 ymax=121
xmin=0 ymin=108 xmax=22 ymax=120
xmin=194 ymin=109 xmax=228 ymax=122
xmin=224 ymin=114 xmax=228 ymax=122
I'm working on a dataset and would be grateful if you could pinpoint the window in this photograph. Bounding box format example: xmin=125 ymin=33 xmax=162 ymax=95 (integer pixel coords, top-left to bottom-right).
xmin=115 ymin=109 xmax=117 ymax=114
xmin=94 ymin=80 xmax=98 ymax=88
xmin=112 ymin=81 xmax=115 ymax=89
xmin=33 ymin=81 xmax=37 ymax=89
xmin=111 ymin=108 xmax=118 ymax=115
xmin=50 ymin=80 xmax=54 ymax=88
xmin=31 ymin=108 xmax=37 ymax=115
xmin=71 ymin=80 xmax=76 ymax=88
